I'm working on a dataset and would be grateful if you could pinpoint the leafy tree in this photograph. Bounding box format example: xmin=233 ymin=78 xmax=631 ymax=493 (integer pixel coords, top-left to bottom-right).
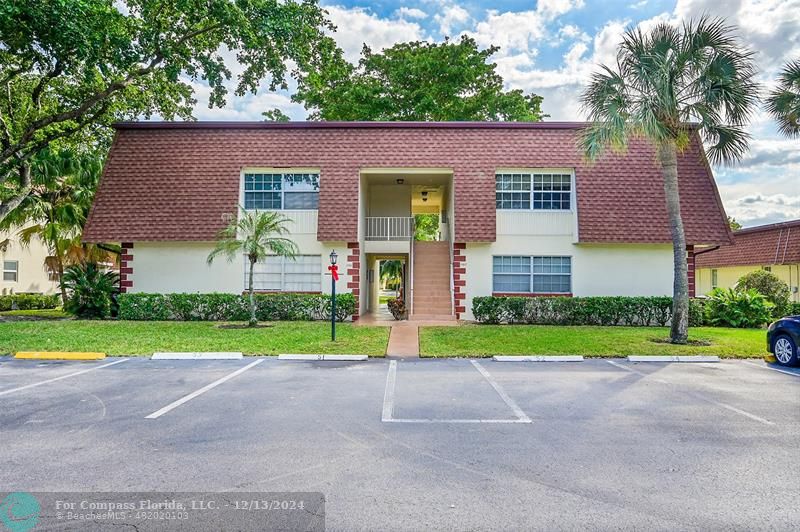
xmin=0 ymin=0 xmax=335 ymax=222
xmin=207 ymin=208 xmax=298 ymax=327
xmin=294 ymin=36 xmax=545 ymax=121
xmin=736 ymin=269 xmax=791 ymax=317
xmin=61 ymin=262 xmax=120 ymax=319
xmin=414 ymin=214 xmax=439 ymax=241
xmin=579 ymin=17 xmax=759 ymax=343
xmin=0 ymin=147 xmax=115 ymax=305
xmin=262 ymin=108 xmax=291 ymax=122
xmin=380 ymin=260 xmax=404 ymax=293
xmin=765 ymin=59 xmax=800 ymax=137
xmin=727 ymin=216 xmax=743 ymax=231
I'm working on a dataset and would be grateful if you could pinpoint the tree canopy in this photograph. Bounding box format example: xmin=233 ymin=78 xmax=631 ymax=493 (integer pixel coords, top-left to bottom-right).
xmin=0 ymin=0 xmax=334 ymax=220
xmin=293 ymin=36 xmax=545 ymax=121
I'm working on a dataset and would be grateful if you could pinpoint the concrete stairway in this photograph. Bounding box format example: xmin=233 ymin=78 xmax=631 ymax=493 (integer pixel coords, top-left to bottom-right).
xmin=411 ymin=241 xmax=455 ymax=321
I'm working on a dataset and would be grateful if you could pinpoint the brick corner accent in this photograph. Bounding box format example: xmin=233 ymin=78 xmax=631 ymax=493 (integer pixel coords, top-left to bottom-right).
xmin=346 ymin=241 xmax=360 ymax=319
xmin=452 ymin=242 xmax=467 ymax=319
xmin=687 ymin=245 xmax=696 ymax=298
xmin=119 ymin=243 xmax=134 ymax=293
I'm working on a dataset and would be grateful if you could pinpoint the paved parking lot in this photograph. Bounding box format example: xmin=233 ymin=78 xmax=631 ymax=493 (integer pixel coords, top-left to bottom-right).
xmin=1 ymin=356 xmax=798 ymax=530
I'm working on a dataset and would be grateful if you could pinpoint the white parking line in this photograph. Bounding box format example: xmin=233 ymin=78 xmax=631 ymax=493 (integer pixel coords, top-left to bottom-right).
xmin=0 ymin=359 xmax=128 ymax=397
xmin=606 ymin=360 xmax=775 ymax=426
xmin=381 ymin=360 xmax=398 ymax=422
xmin=471 ymin=360 xmax=532 ymax=423
xmin=381 ymin=360 xmax=532 ymax=424
xmin=741 ymin=360 xmax=800 ymax=378
xmin=145 ymin=359 xmax=263 ymax=419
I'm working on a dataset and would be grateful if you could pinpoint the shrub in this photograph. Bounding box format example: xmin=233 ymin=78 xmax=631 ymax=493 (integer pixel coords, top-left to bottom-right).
xmin=736 ymin=270 xmax=791 ymax=317
xmin=0 ymin=293 xmax=60 ymax=311
xmin=790 ymin=302 xmax=800 ymax=316
xmin=117 ymin=292 xmax=357 ymax=322
xmin=472 ymin=296 xmax=508 ymax=324
xmin=60 ymin=263 xmax=120 ymax=319
xmin=704 ymin=288 xmax=774 ymax=328
xmin=471 ymin=296 xmax=710 ymax=327
xmin=387 ymin=298 xmax=406 ymax=320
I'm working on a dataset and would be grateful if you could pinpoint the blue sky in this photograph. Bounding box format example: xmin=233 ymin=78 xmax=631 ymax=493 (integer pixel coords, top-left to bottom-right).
xmin=188 ymin=0 xmax=800 ymax=227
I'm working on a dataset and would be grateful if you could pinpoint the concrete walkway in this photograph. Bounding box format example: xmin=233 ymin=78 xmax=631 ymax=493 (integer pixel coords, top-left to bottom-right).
xmin=358 ymin=313 xmax=459 ymax=358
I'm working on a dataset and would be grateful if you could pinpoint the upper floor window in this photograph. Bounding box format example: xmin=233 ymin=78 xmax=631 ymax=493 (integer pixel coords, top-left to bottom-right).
xmin=496 ymin=172 xmax=572 ymax=210
xmin=3 ymin=260 xmax=18 ymax=282
xmin=244 ymin=172 xmax=319 ymax=210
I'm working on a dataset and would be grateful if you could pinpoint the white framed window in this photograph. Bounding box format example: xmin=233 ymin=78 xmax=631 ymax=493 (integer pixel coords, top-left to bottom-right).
xmin=492 ymin=255 xmax=571 ymax=294
xmin=711 ymin=269 xmax=718 ymax=288
xmin=496 ymin=171 xmax=572 ymax=210
xmin=243 ymin=172 xmax=319 ymax=210
xmin=246 ymin=255 xmax=321 ymax=292
xmin=3 ymin=260 xmax=18 ymax=282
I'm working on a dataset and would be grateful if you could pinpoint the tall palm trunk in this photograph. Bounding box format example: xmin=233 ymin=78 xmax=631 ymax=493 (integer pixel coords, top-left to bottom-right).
xmin=53 ymin=240 xmax=68 ymax=307
xmin=658 ymin=140 xmax=689 ymax=344
xmin=248 ymin=256 xmax=257 ymax=327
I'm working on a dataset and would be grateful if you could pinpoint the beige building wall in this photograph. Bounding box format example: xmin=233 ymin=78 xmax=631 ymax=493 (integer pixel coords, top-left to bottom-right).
xmin=696 ymin=264 xmax=800 ymax=302
xmin=0 ymin=230 xmax=59 ymax=295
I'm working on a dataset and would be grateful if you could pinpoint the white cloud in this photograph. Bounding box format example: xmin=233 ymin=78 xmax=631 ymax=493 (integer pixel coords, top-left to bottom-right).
xmin=325 ymin=5 xmax=425 ymax=61
xmin=395 ymin=7 xmax=428 ymax=20
xmin=434 ymin=4 xmax=471 ymax=36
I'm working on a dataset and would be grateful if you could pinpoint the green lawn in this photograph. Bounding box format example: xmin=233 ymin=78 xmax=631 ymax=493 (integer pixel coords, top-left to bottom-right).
xmin=420 ymin=325 xmax=767 ymax=358
xmin=0 ymin=320 xmax=390 ymax=356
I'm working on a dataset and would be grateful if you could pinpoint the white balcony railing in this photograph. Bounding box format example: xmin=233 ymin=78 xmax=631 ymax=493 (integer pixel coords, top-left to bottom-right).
xmin=365 ymin=217 xmax=414 ymax=241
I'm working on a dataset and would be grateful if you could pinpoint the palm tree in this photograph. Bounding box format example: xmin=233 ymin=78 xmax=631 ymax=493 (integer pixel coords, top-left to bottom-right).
xmin=580 ymin=17 xmax=759 ymax=343
xmin=207 ymin=208 xmax=298 ymax=327
xmin=766 ymin=59 xmax=800 ymax=137
xmin=0 ymin=148 xmax=114 ymax=305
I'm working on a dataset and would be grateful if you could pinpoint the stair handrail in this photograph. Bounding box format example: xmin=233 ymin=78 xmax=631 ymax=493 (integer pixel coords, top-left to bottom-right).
xmin=408 ymin=218 xmax=415 ymax=317
xmin=449 ymin=231 xmax=455 ymax=317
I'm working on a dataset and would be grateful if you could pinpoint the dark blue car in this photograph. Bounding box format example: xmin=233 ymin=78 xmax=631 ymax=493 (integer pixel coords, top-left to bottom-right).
xmin=767 ymin=315 xmax=800 ymax=366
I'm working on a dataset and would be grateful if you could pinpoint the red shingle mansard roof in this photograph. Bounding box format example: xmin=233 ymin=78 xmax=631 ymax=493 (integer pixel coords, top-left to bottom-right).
xmin=696 ymin=219 xmax=800 ymax=268
xmin=83 ymin=121 xmax=733 ymax=245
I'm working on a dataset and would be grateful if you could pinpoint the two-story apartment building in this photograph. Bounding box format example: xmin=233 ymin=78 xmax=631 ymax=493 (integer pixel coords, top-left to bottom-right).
xmin=82 ymin=121 xmax=732 ymax=321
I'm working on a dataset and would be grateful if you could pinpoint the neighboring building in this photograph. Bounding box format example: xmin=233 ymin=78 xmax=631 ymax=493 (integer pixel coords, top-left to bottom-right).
xmin=696 ymin=220 xmax=800 ymax=302
xmin=83 ymin=121 xmax=732 ymax=321
xmin=0 ymin=230 xmax=59 ymax=295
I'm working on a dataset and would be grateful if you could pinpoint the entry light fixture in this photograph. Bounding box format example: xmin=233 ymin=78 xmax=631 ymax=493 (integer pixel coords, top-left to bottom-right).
xmin=421 ymin=190 xmax=428 ymax=202
xmin=329 ymin=249 xmax=338 ymax=265
xmin=396 ymin=178 xmax=404 ymax=185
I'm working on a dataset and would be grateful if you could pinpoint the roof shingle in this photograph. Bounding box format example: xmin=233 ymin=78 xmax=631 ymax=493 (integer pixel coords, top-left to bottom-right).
xmin=83 ymin=122 xmax=733 ymax=245
xmin=696 ymin=219 xmax=800 ymax=267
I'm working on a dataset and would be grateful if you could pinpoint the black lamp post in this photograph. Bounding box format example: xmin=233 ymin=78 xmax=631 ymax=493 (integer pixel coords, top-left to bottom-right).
xmin=329 ymin=249 xmax=338 ymax=341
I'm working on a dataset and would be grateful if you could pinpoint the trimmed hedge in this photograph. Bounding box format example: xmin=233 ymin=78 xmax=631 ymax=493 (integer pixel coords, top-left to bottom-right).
xmin=472 ymin=296 xmax=706 ymax=327
xmin=117 ymin=292 xmax=357 ymax=322
xmin=0 ymin=293 xmax=60 ymax=312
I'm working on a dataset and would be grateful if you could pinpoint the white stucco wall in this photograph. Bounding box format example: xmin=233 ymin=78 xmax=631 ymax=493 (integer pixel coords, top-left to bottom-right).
xmin=459 ymin=210 xmax=673 ymax=320
xmin=130 ymin=211 xmax=351 ymax=295
xmin=0 ymin=230 xmax=59 ymax=295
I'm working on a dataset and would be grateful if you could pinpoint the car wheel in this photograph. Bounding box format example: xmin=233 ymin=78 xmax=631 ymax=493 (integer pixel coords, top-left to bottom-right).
xmin=773 ymin=334 xmax=798 ymax=367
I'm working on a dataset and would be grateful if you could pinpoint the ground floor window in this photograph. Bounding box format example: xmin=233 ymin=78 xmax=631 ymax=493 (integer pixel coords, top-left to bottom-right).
xmin=246 ymin=255 xmax=321 ymax=292
xmin=3 ymin=260 xmax=18 ymax=282
xmin=711 ymin=269 xmax=718 ymax=288
xmin=492 ymin=255 xmax=571 ymax=294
